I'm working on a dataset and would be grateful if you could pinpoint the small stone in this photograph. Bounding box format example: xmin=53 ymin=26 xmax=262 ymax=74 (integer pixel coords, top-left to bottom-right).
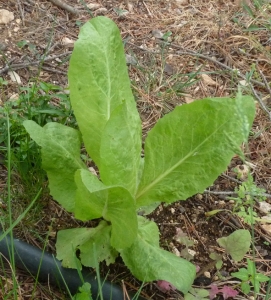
xmin=195 ymin=194 xmax=203 ymax=200
xmin=152 ymin=29 xmax=163 ymax=39
xmin=0 ymin=42 xmax=7 ymax=51
xmin=188 ymin=249 xmax=196 ymax=257
xmin=204 ymin=271 xmax=211 ymax=278
xmin=179 ymin=206 xmax=186 ymax=213
xmin=170 ymin=208 xmax=175 ymax=214
xmin=126 ymin=54 xmax=137 ymax=65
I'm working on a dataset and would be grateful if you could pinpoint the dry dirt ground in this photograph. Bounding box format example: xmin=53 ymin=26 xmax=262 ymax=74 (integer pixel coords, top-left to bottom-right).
xmin=1 ymin=0 xmax=271 ymax=299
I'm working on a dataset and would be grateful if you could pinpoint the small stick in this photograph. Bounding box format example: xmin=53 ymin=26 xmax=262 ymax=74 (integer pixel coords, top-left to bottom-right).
xmin=204 ymin=189 xmax=271 ymax=198
xmin=249 ymin=82 xmax=271 ymax=120
xmin=258 ymin=67 xmax=271 ymax=97
xmin=47 ymin=0 xmax=80 ymax=15
xmin=0 ymin=52 xmax=72 ymax=75
xmin=16 ymin=0 xmax=25 ymax=26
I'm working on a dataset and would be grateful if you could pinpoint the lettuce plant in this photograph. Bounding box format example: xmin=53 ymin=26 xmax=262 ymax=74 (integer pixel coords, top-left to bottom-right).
xmin=23 ymin=17 xmax=255 ymax=294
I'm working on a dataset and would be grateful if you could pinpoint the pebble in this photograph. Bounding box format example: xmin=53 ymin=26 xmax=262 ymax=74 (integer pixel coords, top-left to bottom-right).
xmin=204 ymin=271 xmax=211 ymax=278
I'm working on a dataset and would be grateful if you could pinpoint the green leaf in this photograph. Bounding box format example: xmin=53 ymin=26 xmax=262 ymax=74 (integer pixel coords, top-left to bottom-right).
xmin=247 ymin=259 xmax=255 ymax=275
xmin=120 ymin=216 xmax=196 ymax=294
xmin=103 ymin=186 xmax=137 ymax=249
xmin=23 ymin=120 xmax=86 ymax=212
xmin=74 ymin=169 xmax=107 ymax=220
xmin=209 ymin=253 xmax=223 ymax=270
xmin=136 ymin=96 xmax=255 ymax=207
xmin=56 ymin=221 xmax=118 ymax=269
xmin=252 ymin=279 xmax=260 ymax=294
xmin=254 ymin=273 xmax=270 ymax=283
xmin=231 ymin=268 xmax=250 ymax=281
xmin=100 ymin=102 xmax=142 ymax=196
xmin=68 ymin=17 xmax=138 ymax=168
xmin=73 ymin=283 xmax=92 ymax=300
xmin=241 ymin=282 xmax=251 ymax=294
xmin=74 ymin=169 xmax=138 ymax=249
xmin=217 ymin=229 xmax=251 ymax=261
xmin=184 ymin=288 xmax=209 ymax=300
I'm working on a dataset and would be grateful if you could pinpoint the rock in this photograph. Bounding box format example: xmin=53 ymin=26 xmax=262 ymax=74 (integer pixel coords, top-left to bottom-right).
xmin=0 ymin=9 xmax=14 ymax=25
xmin=0 ymin=42 xmax=7 ymax=51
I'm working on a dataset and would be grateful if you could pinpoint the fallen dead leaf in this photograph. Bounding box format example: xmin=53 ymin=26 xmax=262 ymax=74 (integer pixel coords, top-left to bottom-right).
xmin=95 ymin=7 xmax=108 ymax=15
xmin=176 ymin=0 xmax=189 ymax=6
xmin=261 ymin=224 xmax=271 ymax=234
xmin=184 ymin=94 xmax=195 ymax=104
xmin=8 ymin=71 xmax=22 ymax=85
xmin=87 ymin=3 xmax=101 ymax=10
xmin=201 ymin=73 xmax=218 ymax=86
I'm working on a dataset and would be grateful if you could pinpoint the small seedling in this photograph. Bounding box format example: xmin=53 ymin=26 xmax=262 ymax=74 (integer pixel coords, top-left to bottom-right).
xmin=0 ymin=80 xmax=75 ymax=184
xmin=230 ymin=172 xmax=266 ymax=225
xmin=73 ymin=283 xmax=92 ymax=300
xmin=0 ymin=77 xmax=8 ymax=86
xmin=231 ymin=258 xmax=270 ymax=294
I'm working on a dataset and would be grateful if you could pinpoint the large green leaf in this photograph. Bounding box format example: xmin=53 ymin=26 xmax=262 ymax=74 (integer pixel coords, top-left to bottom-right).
xmin=100 ymin=102 xmax=142 ymax=196
xmin=136 ymin=96 xmax=255 ymax=207
xmin=68 ymin=17 xmax=138 ymax=168
xmin=23 ymin=120 xmax=86 ymax=212
xmin=74 ymin=169 xmax=138 ymax=249
xmin=120 ymin=216 xmax=196 ymax=294
xmin=74 ymin=169 xmax=106 ymax=220
xmin=56 ymin=221 xmax=118 ymax=269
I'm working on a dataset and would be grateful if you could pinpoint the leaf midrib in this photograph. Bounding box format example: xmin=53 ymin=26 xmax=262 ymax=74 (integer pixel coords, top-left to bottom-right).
xmin=136 ymin=119 xmax=230 ymax=200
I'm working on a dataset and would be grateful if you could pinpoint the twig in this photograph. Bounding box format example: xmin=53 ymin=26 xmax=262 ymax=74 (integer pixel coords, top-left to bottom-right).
xmin=249 ymin=82 xmax=271 ymax=120
xmin=204 ymin=190 xmax=271 ymax=198
xmin=127 ymin=41 xmax=266 ymax=89
xmin=47 ymin=0 xmax=80 ymax=15
xmin=222 ymin=173 xmax=242 ymax=184
xmin=258 ymin=68 xmax=271 ymax=97
xmin=16 ymin=0 xmax=25 ymax=26
xmin=142 ymin=1 xmax=153 ymax=18
xmin=41 ymin=66 xmax=67 ymax=75
xmin=0 ymin=52 xmax=72 ymax=75
xmin=174 ymin=48 xmax=266 ymax=88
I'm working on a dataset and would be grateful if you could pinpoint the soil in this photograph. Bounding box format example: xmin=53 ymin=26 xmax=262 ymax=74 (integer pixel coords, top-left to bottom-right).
xmin=0 ymin=0 xmax=271 ymax=299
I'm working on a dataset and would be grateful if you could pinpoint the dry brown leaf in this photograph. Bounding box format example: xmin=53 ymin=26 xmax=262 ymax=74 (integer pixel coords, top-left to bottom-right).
xmin=8 ymin=71 xmax=22 ymax=85
xmin=87 ymin=3 xmax=101 ymax=10
xmin=201 ymin=74 xmax=218 ymax=86
xmin=261 ymin=224 xmax=271 ymax=234
xmin=184 ymin=94 xmax=195 ymax=104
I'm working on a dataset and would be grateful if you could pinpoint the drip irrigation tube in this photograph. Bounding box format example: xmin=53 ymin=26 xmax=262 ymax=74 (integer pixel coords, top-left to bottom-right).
xmin=0 ymin=232 xmax=146 ymax=300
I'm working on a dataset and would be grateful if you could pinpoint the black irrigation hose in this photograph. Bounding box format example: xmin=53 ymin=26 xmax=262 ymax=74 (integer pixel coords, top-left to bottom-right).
xmin=0 ymin=232 xmax=146 ymax=300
